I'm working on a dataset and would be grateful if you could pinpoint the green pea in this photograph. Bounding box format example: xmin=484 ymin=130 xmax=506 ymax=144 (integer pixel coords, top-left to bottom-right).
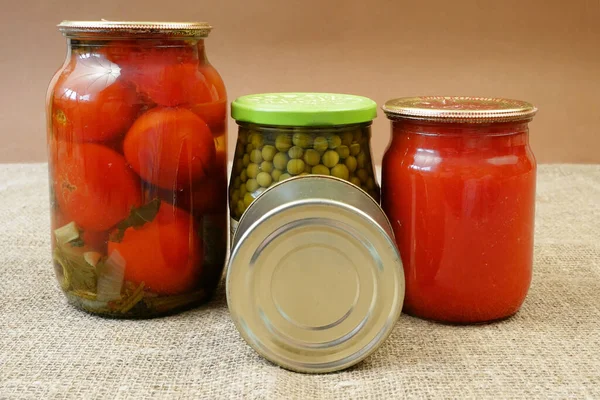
xmin=262 ymin=145 xmax=276 ymax=162
xmin=243 ymin=192 xmax=254 ymax=207
xmin=246 ymin=178 xmax=259 ymax=192
xmin=312 ymin=164 xmax=330 ymax=175
xmin=238 ymin=131 xmax=248 ymax=145
xmin=235 ymin=145 xmax=245 ymax=157
xmin=273 ymin=152 xmax=289 ymax=170
xmin=279 ymin=173 xmax=291 ymax=181
xmin=328 ymin=135 xmax=342 ymax=149
xmin=242 ymin=154 xmax=250 ymax=167
xmin=299 ymin=172 xmax=309 ymax=176
xmin=350 ymin=176 xmax=361 ymax=187
xmin=366 ymin=177 xmax=375 ymax=190
xmin=233 ymin=176 xmax=241 ymax=189
xmin=250 ymin=149 xmax=263 ymax=164
xmin=234 ymin=159 xmax=244 ymax=174
xmin=246 ymin=163 xmax=260 ymax=179
xmin=313 ymin=136 xmax=328 ymax=153
xmin=331 ymin=164 xmax=350 ymax=181
xmin=322 ymin=150 xmax=340 ymax=168
xmin=293 ymin=132 xmax=313 ymax=148
xmin=287 ymin=159 xmax=305 ymax=175
xmin=350 ymin=143 xmax=361 ymax=156
xmin=336 ymin=145 xmax=350 ymax=159
xmin=288 ymin=146 xmax=304 ymax=159
xmin=250 ymin=133 xmax=264 ymax=150
xmin=356 ymin=168 xmax=368 ymax=184
xmin=303 ymin=149 xmax=321 ymax=166
xmin=240 ymin=169 xmax=247 ymax=182
xmin=275 ymin=134 xmax=292 ymax=152
xmin=345 ymin=156 xmax=357 ymax=173
xmin=353 ymin=129 xmax=363 ymax=142
xmin=231 ymin=190 xmax=240 ymax=205
xmin=239 ymin=184 xmax=247 ymax=196
xmin=271 ymin=169 xmax=283 ymax=182
xmin=357 ymin=152 xmax=367 ymax=168
xmin=257 ymin=171 xmax=273 ymax=188
xmin=341 ymin=131 xmax=354 ymax=146
xmin=245 ymin=143 xmax=254 ymax=154
xmin=261 ymin=161 xmax=274 ymax=173
xmin=237 ymin=200 xmax=245 ymax=214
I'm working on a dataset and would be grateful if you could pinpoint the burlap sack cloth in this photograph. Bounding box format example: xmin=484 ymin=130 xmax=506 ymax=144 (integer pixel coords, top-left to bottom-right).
xmin=1 ymin=163 xmax=599 ymax=399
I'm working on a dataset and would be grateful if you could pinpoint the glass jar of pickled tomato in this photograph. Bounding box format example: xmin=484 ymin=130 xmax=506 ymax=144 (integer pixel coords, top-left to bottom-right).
xmin=229 ymin=93 xmax=380 ymax=234
xmin=381 ymin=97 xmax=538 ymax=324
xmin=46 ymin=21 xmax=227 ymax=318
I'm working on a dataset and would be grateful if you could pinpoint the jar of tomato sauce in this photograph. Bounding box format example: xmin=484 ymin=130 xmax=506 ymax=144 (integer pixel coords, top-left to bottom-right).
xmin=46 ymin=21 xmax=227 ymax=317
xmin=381 ymin=97 xmax=538 ymax=324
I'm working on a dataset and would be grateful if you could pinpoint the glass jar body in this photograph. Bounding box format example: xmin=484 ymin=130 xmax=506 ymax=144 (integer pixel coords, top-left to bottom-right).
xmin=382 ymin=119 xmax=536 ymax=323
xmin=228 ymin=123 xmax=380 ymax=232
xmin=46 ymin=37 xmax=227 ymax=317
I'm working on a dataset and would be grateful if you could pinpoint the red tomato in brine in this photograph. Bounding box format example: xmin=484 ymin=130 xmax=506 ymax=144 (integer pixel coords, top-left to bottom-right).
xmin=52 ymin=53 xmax=140 ymax=143
xmin=103 ymin=40 xmax=198 ymax=66
xmin=105 ymin=42 xmax=214 ymax=107
xmin=81 ymin=229 xmax=109 ymax=253
xmin=108 ymin=202 xmax=201 ymax=295
xmin=123 ymin=107 xmax=216 ymax=190
xmin=129 ymin=62 xmax=214 ymax=107
xmin=172 ymin=176 xmax=228 ymax=216
xmin=53 ymin=143 xmax=142 ymax=231
xmin=188 ymin=99 xmax=227 ymax=134
xmin=186 ymin=64 xmax=227 ymax=132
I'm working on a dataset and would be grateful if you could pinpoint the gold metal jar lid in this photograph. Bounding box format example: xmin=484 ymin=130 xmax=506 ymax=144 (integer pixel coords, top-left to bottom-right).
xmin=382 ymin=96 xmax=537 ymax=123
xmin=227 ymin=175 xmax=405 ymax=373
xmin=57 ymin=20 xmax=212 ymax=38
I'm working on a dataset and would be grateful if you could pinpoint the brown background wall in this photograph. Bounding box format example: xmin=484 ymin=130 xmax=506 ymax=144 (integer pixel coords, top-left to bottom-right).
xmin=0 ymin=0 xmax=598 ymax=164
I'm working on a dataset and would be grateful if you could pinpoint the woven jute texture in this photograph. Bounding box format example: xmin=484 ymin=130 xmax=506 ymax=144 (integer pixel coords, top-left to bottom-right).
xmin=1 ymin=163 xmax=599 ymax=399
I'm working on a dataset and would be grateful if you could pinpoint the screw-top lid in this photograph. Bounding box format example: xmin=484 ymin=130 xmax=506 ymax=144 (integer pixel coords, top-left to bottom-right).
xmin=57 ymin=20 xmax=212 ymax=38
xmin=227 ymin=175 xmax=404 ymax=373
xmin=231 ymin=93 xmax=377 ymax=127
xmin=382 ymin=96 xmax=537 ymax=123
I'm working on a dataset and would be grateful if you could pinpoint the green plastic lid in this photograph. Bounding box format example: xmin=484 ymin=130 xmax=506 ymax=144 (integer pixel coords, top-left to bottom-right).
xmin=231 ymin=93 xmax=377 ymax=126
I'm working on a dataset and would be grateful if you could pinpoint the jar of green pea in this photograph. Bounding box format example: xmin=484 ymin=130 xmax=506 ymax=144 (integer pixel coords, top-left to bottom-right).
xmin=229 ymin=93 xmax=380 ymax=234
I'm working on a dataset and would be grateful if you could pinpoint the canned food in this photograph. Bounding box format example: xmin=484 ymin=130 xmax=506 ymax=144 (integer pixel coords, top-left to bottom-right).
xmin=227 ymin=175 xmax=404 ymax=373
xmin=382 ymin=96 xmax=538 ymax=323
xmin=47 ymin=21 xmax=228 ymax=318
xmin=228 ymin=93 xmax=380 ymax=238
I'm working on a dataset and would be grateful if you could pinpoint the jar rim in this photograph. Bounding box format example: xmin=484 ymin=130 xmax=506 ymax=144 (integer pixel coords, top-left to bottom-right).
xmin=382 ymin=96 xmax=537 ymax=123
xmin=57 ymin=20 xmax=212 ymax=38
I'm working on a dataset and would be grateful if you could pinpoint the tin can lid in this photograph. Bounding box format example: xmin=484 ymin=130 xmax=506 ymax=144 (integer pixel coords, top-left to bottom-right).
xmin=382 ymin=96 xmax=537 ymax=123
xmin=231 ymin=93 xmax=377 ymax=126
xmin=226 ymin=176 xmax=404 ymax=373
xmin=57 ymin=20 xmax=212 ymax=38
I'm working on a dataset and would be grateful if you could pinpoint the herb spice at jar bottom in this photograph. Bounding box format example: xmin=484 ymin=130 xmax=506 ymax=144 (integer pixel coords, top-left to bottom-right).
xmin=381 ymin=96 xmax=538 ymax=324
xmin=47 ymin=21 xmax=228 ymax=318
xmin=228 ymin=93 xmax=381 ymax=237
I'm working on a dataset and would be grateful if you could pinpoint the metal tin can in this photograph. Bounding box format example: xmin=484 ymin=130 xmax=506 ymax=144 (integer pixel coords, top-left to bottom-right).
xmin=226 ymin=175 xmax=404 ymax=373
